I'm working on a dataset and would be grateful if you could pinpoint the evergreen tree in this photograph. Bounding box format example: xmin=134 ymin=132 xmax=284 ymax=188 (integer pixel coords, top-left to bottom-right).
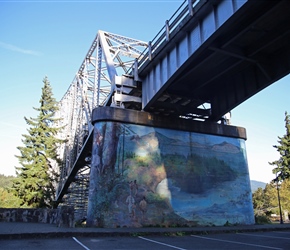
xmin=252 ymin=180 xmax=290 ymax=222
xmin=269 ymin=112 xmax=290 ymax=182
xmin=252 ymin=187 xmax=268 ymax=214
xmin=12 ymin=77 xmax=63 ymax=208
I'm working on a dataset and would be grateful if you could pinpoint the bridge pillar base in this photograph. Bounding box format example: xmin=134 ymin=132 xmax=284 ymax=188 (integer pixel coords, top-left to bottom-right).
xmin=87 ymin=107 xmax=254 ymax=228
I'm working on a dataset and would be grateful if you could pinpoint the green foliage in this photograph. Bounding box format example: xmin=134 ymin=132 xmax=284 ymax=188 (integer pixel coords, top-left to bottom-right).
xmin=148 ymin=152 xmax=162 ymax=165
xmin=255 ymin=215 xmax=271 ymax=224
xmin=93 ymin=172 xmax=126 ymax=227
xmin=125 ymin=151 xmax=136 ymax=159
xmin=252 ymin=183 xmax=277 ymax=218
xmin=252 ymin=187 xmax=268 ymax=212
xmin=0 ymin=175 xmax=22 ymax=208
xmin=0 ymin=174 xmax=15 ymax=188
xmin=146 ymin=192 xmax=164 ymax=204
xmin=252 ymin=179 xmax=290 ymax=222
xmin=270 ymin=112 xmax=290 ymax=181
xmin=164 ymin=153 xmax=236 ymax=180
xmin=0 ymin=187 xmax=22 ymax=208
xmin=163 ymin=153 xmax=237 ymax=193
xmin=12 ymin=77 xmax=63 ymax=208
xmin=224 ymin=221 xmax=231 ymax=226
xmin=124 ymin=150 xmax=237 ymax=195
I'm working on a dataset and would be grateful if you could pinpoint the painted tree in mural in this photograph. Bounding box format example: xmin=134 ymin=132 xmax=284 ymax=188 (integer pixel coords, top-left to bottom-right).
xmin=87 ymin=122 xmax=123 ymax=226
xmin=12 ymin=77 xmax=63 ymax=208
xmin=269 ymin=112 xmax=290 ymax=181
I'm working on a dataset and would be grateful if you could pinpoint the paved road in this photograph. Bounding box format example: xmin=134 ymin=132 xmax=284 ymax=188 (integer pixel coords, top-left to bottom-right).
xmin=1 ymin=230 xmax=289 ymax=249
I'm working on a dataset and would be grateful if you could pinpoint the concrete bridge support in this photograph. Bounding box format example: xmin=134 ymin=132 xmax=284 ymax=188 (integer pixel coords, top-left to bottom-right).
xmin=87 ymin=107 xmax=254 ymax=227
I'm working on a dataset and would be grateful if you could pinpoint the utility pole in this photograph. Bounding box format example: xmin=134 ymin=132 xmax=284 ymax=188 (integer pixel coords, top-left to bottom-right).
xmin=276 ymin=173 xmax=283 ymax=224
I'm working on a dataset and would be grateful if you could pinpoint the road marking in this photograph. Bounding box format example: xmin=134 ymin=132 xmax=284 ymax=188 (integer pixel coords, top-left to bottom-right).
xmin=191 ymin=235 xmax=282 ymax=249
xmin=138 ymin=236 xmax=187 ymax=250
xmin=72 ymin=237 xmax=91 ymax=250
xmin=238 ymin=233 xmax=290 ymax=240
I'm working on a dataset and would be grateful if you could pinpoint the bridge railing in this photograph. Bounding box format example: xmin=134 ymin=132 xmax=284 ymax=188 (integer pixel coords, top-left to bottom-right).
xmin=135 ymin=0 xmax=201 ymax=71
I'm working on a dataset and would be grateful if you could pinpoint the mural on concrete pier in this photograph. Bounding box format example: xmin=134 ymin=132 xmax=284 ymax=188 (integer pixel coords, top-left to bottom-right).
xmin=88 ymin=121 xmax=254 ymax=228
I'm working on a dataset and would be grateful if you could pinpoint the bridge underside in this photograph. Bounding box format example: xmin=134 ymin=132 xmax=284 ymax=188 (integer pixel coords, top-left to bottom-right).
xmin=55 ymin=0 xmax=290 ymax=220
xmin=140 ymin=0 xmax=290 ymax=121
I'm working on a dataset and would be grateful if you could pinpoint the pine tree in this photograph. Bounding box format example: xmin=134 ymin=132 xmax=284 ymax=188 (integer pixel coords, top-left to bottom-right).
xmin=269 ymin=112 xmax=290 ymax=182
xmin=12 ymin=77 xmax=63 ymax=208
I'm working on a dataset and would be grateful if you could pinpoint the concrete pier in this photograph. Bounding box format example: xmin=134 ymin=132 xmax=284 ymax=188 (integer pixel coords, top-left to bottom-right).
xmin=87 ymin=107 xmax=254 ymax=228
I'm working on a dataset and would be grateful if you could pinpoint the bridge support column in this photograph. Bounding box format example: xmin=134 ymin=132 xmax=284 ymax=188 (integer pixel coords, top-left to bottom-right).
xmin=87 ymin=107 xmax=254 ymax=228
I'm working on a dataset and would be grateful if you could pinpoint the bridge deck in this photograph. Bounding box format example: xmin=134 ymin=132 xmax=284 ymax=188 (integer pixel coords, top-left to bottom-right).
xmin=140 ymin=0 xmax=290 ymax=121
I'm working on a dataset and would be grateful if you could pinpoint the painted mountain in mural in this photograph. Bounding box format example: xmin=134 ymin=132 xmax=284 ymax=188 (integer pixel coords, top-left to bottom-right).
xmin=122 ymin=131 xmax=239 ymax=194
xmin=125 ymin=131 xmax=241 ymax=160
xmin=211 ymin=141 xmax=240 ymax=153
xmin=128 ymin=131 xmax=205 ymax=154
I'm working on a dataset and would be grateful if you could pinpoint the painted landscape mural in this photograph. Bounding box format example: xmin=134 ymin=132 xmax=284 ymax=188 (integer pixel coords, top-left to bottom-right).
xmin=87 ymin=121 xmax=254 ymax=228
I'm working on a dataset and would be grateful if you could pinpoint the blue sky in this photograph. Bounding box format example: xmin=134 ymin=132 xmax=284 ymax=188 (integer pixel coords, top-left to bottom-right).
xmin=1 ymin=0 xmax=290 ymax=183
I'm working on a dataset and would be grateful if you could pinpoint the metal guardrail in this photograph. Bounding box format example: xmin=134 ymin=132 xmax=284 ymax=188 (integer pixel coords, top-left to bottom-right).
xmin=127 ymin=0 xmax=201 ymax=75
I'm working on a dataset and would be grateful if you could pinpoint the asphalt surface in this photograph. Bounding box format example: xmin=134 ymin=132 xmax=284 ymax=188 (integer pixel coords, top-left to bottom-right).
xmin=0 ymin=222 xmax=290 ymax=240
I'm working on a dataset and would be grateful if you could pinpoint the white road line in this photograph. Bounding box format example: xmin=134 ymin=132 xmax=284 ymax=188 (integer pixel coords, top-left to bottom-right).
xmin=72 ymin=237 xmax=91 ymax=250
xmin=238 ymin=233 xmax=290 ymax=240
xmin=191 ymin=235 xmax=282 ymax=250
xmin=138 ymin=236 xmax=187 ymax=250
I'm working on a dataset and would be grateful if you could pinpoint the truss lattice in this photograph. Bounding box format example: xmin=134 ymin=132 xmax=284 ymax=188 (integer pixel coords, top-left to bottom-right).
xmin=54 ymin=31 xmax=147 ymax=214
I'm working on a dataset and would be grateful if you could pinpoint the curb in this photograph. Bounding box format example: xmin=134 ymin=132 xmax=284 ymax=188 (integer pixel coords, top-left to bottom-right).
xmin=1 ymin=224 xmax=290 ymax=240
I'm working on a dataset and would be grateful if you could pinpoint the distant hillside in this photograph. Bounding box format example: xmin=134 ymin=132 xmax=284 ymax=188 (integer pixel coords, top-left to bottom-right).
xmin=250 ymin=180 xmax=267 ymax=192
xmin=0 ymin=174 xmax=15 ymax=190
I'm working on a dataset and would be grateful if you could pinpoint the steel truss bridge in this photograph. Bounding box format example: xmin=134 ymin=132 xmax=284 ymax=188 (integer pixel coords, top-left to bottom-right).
xmin=54 ymin=0 xmax=290 ymax=219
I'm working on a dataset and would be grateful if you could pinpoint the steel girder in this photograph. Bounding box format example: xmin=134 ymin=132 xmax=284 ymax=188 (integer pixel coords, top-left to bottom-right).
xmin=138 ymin=0 xmax=290 ymax=122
